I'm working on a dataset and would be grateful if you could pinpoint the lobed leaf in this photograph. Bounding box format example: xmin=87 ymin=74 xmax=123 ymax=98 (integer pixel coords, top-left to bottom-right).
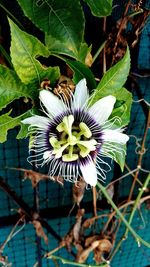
xmin=0 ymin=65 xmax=34 ymax=111
xmin=9 ymin=19 xmax=60 ymax=86
xmin=0 ymin=109 xmax=33 ymax=143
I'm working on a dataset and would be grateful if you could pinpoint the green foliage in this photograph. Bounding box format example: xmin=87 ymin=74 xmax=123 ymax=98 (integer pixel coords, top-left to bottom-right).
xmin=111 ymin=87 xmax=132 ymax=127
xmin=0 ymin=109 xmax=32 ymax=143
xmin=89 ymin=48 xmax=131 ymax=169
xmin=64 ymin=59 xmax=96 ymax=89
xmin=0 ymin=20 xmax=60 ymax=142
xmin=9 ymin=19 xmax=60 ymax=86
xmin=78 ymin=43 xmax=92 ymax=64
xmin=84 ymin=0 xmax=112 ymax=17
xmin=0 ymin=1 xmax=132 ymax=172
xmin=17 ymin=0 xmax=85 ymax=58
xmin=90 ymin=48 xmax=131 ymax=127
xmin=103 ymin=143 xmax=127 ymax=172
xmin=90 ymin=48 xmax=131 ymax=106
xmin=0 ymin=65 xmax=33 ymax=110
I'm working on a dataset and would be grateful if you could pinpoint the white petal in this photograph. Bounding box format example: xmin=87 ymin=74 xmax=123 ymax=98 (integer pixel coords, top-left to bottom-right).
xmin=89 ymin=95 xmax=116 ymax=125
xmin=80 ymin=161 xmax=97 ymax=186
xmin=73 ymin=79 xmax=89 ymax=108
xmin=103 ymin=129 xmax=129 ymax=144
xmin=22 ymin=115 xmax=49 ymax=128
xmin=40 ymin=90 xmax=65 ymax=117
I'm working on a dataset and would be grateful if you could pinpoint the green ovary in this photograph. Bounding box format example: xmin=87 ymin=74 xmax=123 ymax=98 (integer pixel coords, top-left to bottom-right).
xmin=49 ymin=115 xmax=97 ymax=162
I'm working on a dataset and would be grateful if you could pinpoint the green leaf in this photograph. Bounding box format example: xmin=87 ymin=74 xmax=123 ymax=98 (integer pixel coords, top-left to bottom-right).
xmin=78 ymin=43 xmax=92 ymax=64
xmin=115 ymin=144 xmax=126 ymax=172
xmin=17 ymin=0 xmax=85 ymax=58
xmin=0 ymin=109 xmax=32 ymax=143
xmin=16 ymin=122 xmax=29 ymax=139
xmin=9 ymin=19 xmax=60 ymax=85
xmin=45 ymin=34 xmax=78 ymax=59
xmin=65 ymin=59 xmax=96 ymax=90
xmin=88 ymin=48 xmax=131 ymax=171
xmin=84 ymin=0 xmax=112 ymax=17
xmin=110 ymin=87 xmax=132 ymax=127
xmin=102 ymin=142 xmax=126 ymax=172
xmin=112 ymin=144 xmax=126 ymax=172
xmin=0 ymin=65 xmax=35 ymax=111
xmin=90 ymin=47 xmax=130 ymax=105
xmin=102 ymin=87 xmax=132 ymax=170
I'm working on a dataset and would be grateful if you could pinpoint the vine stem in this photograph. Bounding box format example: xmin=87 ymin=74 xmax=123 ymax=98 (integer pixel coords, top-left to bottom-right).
xmin=103 ymin=17 xmax=107 ymax=74
xmin=92 ymin=187 xmax=97 ymax=217
xmin=102 ymin=194 xmax=150 ymax=235
xmin=109 ymin=173 xmax=150 ymax=260
xmin=92 ymin=41 xmax=106 ymax=64
xmin=113 ymin=0 xmax=131 ymax=54
xmin=128 ymin=109 xmax=150 ymax=201
xmin=0 ymin=4 xmax=23 ymax=30
xmin=96 ymin=180 xmax=150 ymax=248
xmin=124 ymin=172 xmax=150 ymax=238
xmin=108 ymin=109 xmax=150 ymax=259
xmin=48 ymin=255 xmax=108 ymax=267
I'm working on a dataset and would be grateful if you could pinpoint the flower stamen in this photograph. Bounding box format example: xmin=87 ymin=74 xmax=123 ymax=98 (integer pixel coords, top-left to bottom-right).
xmin=50 ymin=115 xmax=97 ymax=162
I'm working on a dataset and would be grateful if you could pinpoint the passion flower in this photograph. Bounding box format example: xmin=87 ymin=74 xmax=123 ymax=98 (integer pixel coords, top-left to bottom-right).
xmin=22 ymin=79 xmax=129 ymax=186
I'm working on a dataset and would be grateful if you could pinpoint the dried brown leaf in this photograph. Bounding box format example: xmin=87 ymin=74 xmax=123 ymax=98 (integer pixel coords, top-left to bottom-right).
xmin=82 ymin=217 xmax=95 ymax=229
xmin=94 ymin=239 xmax=112 ymax=264
xmin=24 ymin=170 xmax=48 ymax=187
xmin=73 ymin=178 xmax=86 ymax=206
xmin=85 ymin=52 xmax=93 ymax=67
xmin=32 ymin=220 xmax=48 ymax=244
xmin=97 ymin=239 xmax=112 ymax=252
xmin=85 ymin=235 xmax=99 ymax=247
xmin=61 ymin=229 xmax=76 ymax=252
xmin=61 ymin=209 xmax=85 ymax=252
xmin=9 ymin=168 xmax=64 ymax=187
xmin=73 ymin=209 xmax=85 ymax=242
xmin=77 ymin=240 xmax=100 ymax=263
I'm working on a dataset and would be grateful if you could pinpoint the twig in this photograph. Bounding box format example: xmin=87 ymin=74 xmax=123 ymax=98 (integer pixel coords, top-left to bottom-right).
xmin=109 ymin=109 xmax=150 ymax=257
xmin=0 ymin=176 xmax=62 ymax=242
xmin=45 ymin=244 xmax=65 ymax=258
xmin=92 ymin=41 xmax=106 ymax=64
xmin=128 ymin=109 xmax=150 ymax=201
xmin=125 ymin=173 xmax=150 ymax=239
xmin=34 ymin=185 xmax=42 ymax=267
xmin=106 ymin=167 xmax=138 ymax=189
xmin=0 ymin=215 xmax=25 ymax=253
xmin=92 ymin=187 xmax=97 ymax=217
xmin=113 ymin=0 xmax=131 ymax=54
xmin=106 ymin=164 xmax=145 ymax=189
xmin=96 ymin=181 xmax=150 ymax=248
xmin=102 ymin=195 xmax=150 ymax=234
xmin=109 ymin=173 xmax=150 ymax=260
xmin=48 ymin=255 xmax=109 ymax=267
xmin=33 ymin=245 xmax=65 ymax=267
xmin=124 ymin=163 xmax=143 ymax=187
